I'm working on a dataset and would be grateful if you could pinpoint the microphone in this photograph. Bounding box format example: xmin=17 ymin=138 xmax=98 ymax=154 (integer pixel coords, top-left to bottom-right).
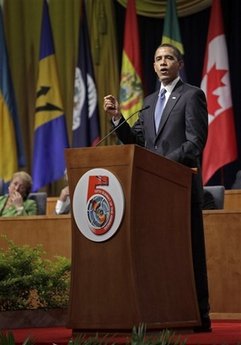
xmin=96 ymin=105 xmax=150 ymax=146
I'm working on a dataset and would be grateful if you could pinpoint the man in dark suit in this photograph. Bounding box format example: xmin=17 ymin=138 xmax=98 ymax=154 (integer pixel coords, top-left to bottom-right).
xmin=103 ymin=43 xmax=211 ymax=332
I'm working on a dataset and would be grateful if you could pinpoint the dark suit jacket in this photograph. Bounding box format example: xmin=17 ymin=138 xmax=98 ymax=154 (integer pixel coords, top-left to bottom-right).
xmin=115 ymin=80 xmax=208 ymax=202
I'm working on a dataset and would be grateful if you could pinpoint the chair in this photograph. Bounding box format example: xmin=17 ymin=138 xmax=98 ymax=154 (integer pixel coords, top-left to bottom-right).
xmin=0 ymin=178 xmax=3 ymax=196
xmin=203 ymin=185 xmax=225 ymax=210
xmin=28 ymin=192 xmax=47 ymax=215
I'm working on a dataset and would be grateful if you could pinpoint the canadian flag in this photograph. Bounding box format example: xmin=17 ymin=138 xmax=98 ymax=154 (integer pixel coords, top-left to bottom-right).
xmin=201 ymin=0 xmax=237 ymax=185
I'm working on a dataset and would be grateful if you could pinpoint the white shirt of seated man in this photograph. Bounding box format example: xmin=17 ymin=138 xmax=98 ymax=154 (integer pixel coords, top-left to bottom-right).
xmin=55 ymin=186 xmax=70 ymax=215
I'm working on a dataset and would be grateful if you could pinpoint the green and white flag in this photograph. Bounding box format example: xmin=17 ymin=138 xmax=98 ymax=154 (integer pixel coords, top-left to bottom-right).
xmin=161 ymin=0 xmax=186 ymax=81
xmin=162 ymin=0 xmax=184 ymax=54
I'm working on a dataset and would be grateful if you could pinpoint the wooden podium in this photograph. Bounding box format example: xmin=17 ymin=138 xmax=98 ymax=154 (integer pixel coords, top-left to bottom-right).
xmin=65 ymin=144 xmax=200 ymax=332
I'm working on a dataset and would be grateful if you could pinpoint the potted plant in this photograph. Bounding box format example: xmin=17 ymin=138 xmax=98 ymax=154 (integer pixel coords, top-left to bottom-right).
xmin=0 ymin=236 xmax=70 ymax=329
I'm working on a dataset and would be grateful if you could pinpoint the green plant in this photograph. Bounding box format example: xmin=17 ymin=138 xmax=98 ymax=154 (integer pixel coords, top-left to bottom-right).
xmin=67 ymin=324 xmax=186 ymax=345
xmin=68 ymin=334 xmax=112 ymax=345
xmin=0 ymin=236 xmax=70 ymax=311
xmin=0 ymin=331 xmax=33 ymax=345
xmin=129 ymin=324 xmax=186 ymax=345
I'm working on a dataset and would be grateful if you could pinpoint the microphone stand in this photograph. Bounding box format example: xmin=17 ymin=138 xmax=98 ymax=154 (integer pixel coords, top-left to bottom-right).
xmin=96 ymin=105 xmax=150 ymax=146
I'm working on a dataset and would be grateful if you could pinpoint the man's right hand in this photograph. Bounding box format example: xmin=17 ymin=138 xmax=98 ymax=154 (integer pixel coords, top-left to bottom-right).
xmin=103 ymin=95 xmax=122 ymax=121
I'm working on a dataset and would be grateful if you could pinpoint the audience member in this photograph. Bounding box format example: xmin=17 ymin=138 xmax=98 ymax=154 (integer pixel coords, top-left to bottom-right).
xmin=0 ymin=171 xmax=37 ymax=216
xmin=55 ymin=169 xmax=70 ymax=215
xmin=55 ymin=186 xmax=70 ymax=215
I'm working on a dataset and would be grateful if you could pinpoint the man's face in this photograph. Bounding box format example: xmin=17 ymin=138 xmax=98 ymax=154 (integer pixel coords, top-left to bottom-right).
xmin=153 ymin=46 xmax=183 ymax=86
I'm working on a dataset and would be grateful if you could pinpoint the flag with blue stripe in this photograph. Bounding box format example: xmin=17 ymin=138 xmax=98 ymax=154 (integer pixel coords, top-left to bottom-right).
xmin=0 ymin=6 xmax=25 ymax=184
xmin=32 ymin=0 xmax=69 ymax=191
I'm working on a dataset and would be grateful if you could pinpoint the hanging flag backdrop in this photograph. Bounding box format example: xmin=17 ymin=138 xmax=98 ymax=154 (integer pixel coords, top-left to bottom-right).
xmin=119 ymin=0 xmax=143 ymax=126
xmin=32 ymin=0 xmax=69 ymax=192
xmin=201 ymin=0 xmax=237 ymax=184
xmin=72 ymin=1 xmax=100 ymax=147
xmin=161 ymin=0 xmax=186 ymax=81
xmin=0 ymin=6 xmax=25 ymax=184
xmin=161 ymin=0 xmax=184 ymax=54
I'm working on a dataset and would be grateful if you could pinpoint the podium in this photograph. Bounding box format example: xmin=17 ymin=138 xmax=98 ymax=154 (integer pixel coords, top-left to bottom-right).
xmin=65 ymin=144 xmax=200 ymax=332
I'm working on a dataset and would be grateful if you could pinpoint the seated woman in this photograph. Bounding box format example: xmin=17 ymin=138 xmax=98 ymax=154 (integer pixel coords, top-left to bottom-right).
xmin=0 ymin=171 xmax=37 ymax=216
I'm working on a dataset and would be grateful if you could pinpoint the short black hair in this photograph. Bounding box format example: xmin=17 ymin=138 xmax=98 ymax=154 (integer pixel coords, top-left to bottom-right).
xmin=155 ymin=43 xmax=183 ymax=62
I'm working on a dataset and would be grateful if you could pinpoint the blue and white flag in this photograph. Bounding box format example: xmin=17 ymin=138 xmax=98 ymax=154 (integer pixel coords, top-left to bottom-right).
xmin=72 ymin=2 xmax=100 ymax=147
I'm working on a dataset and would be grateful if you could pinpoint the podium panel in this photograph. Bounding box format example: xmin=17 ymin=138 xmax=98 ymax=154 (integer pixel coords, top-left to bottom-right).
xmin=65 ymin=145 xmax=200 ymax=331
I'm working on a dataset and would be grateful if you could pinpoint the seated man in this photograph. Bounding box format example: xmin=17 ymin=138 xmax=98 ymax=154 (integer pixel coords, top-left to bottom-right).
xmin=55 ymin=186 xmax=70 ymax=215
xmin=0 ymin=171 xmax=37 ymax=216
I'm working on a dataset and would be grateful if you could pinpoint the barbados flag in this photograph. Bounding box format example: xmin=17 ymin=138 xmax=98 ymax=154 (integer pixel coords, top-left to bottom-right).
xmin=32 ymin=0 xmax=69 ymax=192
xmin=119 ymin=0 xmax=143 ymax=126
xmin=0 ymin=6 xmax=25 ymax=183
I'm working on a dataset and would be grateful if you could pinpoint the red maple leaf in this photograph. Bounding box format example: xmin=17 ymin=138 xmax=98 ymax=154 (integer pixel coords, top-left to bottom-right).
xmin=206 ymin=64 xmax=227 ymax=116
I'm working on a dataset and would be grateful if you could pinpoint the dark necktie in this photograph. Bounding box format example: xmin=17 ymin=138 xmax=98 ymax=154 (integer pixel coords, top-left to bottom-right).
xmin=154 ymin=88 xmax=166 ymax=132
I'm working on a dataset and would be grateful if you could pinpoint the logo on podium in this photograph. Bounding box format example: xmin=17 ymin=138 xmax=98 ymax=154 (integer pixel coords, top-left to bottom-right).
xmin=73 ymin=168 xmax=125 ymax=242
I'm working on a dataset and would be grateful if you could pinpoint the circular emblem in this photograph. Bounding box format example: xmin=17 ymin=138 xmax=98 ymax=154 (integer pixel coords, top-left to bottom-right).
xmin=73 ymin=168 xmax=125 ymax=242
xmin=87 ymin=193 xmax=114 ymax=235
